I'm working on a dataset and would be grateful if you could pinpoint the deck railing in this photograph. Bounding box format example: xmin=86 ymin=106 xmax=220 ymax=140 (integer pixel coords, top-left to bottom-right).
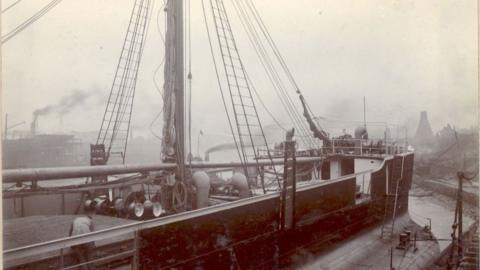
xmin=259 ymin=139 xmax=410 ymax=159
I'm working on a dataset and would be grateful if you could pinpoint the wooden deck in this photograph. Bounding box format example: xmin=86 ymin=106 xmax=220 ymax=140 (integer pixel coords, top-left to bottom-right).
xmin=4 ymin=215 xmax=135 ymax=268
xmin=4 ymin=215 xmax=134 ymax=250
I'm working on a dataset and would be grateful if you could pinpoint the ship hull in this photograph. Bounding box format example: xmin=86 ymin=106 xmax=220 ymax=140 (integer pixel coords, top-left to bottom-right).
xmin=139 ymin=153 xmax=413 ymax=269
xmin=4 ymin=153 xmax=415 ymax=269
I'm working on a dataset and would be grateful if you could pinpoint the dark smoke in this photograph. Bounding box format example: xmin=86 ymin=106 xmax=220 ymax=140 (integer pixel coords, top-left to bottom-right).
xmin=33 ymin=89 xmax=94 ymax=118
xmin=33 ymin=105 xmax=54 ymax=116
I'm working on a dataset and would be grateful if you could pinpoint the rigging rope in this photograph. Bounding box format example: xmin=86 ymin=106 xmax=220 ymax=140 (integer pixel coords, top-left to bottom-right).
xmin=162 ymin=0 xmax=179 ymax=163
xmin=245 ymin=73 xmax=287 ymax=132
xmin=187 ymin=0 xmax=193 ymax=164
xmin=2 ymin=0 xmax=64 ymax=44
xmin=96 ymin=0 xmax=152 ymax=164
xmin=149 ymin=2 xmax=168 ymax=142
xmin=210 ymin=0 xmax=254 ymax=169
xmin=230 ymin=0 xmax=317 ymax=149
xmin=201 ymin=0 xmax=244 ymax=164
xmin=108 ymin=0 xmax=151 ymax=161
xmin=241 ymin=0 xmax=329 ymax=147
xmin=101 ymin=3 xmax=143 ymax=144
xmin=209 ymin=0 xmax=282 ymax=193
xmin=235 ymin=0 xmax=312 ymax=134
xmin=165 ymin=0 xmax=186 ymax=180
xmin=2 ymin=0 xmax=24 ymax=13
xmin=244 ymin=0 xmax=300 ymax=92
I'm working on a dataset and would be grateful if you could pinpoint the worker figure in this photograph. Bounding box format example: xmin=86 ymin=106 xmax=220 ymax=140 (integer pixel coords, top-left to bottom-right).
xmin=69 ymin=206 xmax=96 ymax=270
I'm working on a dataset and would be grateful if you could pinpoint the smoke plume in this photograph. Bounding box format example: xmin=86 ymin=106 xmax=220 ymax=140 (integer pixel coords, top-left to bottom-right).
xmin=33 ymin=89 xmax=94 ymax=118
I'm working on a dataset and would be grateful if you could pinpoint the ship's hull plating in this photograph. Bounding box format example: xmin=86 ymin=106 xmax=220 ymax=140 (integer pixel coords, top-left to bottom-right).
xmin=139 ymin=153 xmax=413 ymax=269
xmin=3 ymin=153 xmax=414 ymax=269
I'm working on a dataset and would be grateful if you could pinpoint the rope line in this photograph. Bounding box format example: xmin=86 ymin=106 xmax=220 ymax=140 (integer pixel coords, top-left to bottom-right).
xmin=2 ymin=0 xmax=24 ymax=13
xmin=187 ymin=0 xmax=193 ymax=165
xmin=2 ymin=0 xmax=64 ymax=44
xmin=149 ymin=2 xmax=167 ymax=142
xmin=209 ymin=0 xmax=282 ymax=191
xmin=201 ymin=0 xmax=244 ymax=164
xmin=237 ymin=0 xmax=315 ymax=141
xmin=245 ymin=73 xmax=286 ymax=132
xmin=230 ymin=0 xmax=317 ymax=149
xmin=243 ymin=0 xmax=330 ymax=147
xmin=95 ymin=0 xmax=152 ymax=164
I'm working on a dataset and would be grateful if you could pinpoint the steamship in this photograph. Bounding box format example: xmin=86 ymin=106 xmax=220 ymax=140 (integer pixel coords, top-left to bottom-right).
xmin=3 ymin=1 xmax=439 ymax=269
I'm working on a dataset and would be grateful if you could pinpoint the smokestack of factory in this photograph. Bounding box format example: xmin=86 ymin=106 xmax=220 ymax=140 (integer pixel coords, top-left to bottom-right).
xmin=30 ymin=116 xmax=37 ymax=137
xmin=413 ymin=111 xmax=434 ymax=149
xmin=29 ymin=90 xmax=94 ymax=136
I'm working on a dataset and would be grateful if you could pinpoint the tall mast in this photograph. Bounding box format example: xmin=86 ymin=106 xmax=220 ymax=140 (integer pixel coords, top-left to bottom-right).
xmin=174 ymin=0 xmax=185 ymax=180
xmin=363 ymin=96 xmax=367 ymax=130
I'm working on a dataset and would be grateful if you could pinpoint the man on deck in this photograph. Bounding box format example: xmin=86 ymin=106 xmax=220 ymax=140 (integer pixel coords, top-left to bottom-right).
xmin=69 ymin=204 xmax=96 ymax=270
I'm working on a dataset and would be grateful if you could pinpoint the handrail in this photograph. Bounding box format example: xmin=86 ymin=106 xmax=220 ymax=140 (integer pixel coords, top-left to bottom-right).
xmin=259 ymin=139 xmax=410 ymax=159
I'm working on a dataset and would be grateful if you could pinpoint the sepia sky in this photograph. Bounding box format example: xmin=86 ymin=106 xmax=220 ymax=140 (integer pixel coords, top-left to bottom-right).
xmin=2 ymin=0 xmax=478 ymax=144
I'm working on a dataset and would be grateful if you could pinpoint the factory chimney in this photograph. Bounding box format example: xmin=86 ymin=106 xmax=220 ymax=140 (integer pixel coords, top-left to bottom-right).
xmin=413 ymin=111 xmax=434 ymax=149
xmin=30 ymin=116 xmax=37 ymax=137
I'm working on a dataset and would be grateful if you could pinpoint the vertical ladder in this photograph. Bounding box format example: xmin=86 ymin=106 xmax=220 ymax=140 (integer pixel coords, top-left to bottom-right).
xmin=96 ymin=0 xmax=151 ymax=164
xmin=381 ymin=156 xmax=405 ymax=239
xmin=209 ymin=0 xmax=278 ymax=191
xmin=459 ymin=222 xmax=479 ymax=269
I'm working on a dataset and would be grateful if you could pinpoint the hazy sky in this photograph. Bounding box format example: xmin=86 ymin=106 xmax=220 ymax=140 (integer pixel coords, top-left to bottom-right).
xmin=2 ymin=0 xmax=478 ymax=145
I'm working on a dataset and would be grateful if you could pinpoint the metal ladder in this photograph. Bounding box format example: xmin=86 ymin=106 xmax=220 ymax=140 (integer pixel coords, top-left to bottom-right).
xmin=96 ymin=0 xmax=151 ymax=164
xmin=381 ymin=156 xmax=405 ymax=240
xmin=459 ymin=222 xmax=479 ymax=269
xmin=210 ymin=0 xmax=278 ymax=191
